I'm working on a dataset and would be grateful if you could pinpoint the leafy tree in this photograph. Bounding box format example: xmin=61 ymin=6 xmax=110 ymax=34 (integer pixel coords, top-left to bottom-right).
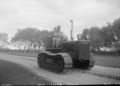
xmin=89 ymin=26 xmax=103 ymax=51
xmin=80 ymin=17 xmax=120 ymax=53
xmin=101 ymin=23 xmax=116 ymax=47
xmin=0 ymin=33 xmax=8 ymax=48
xmin=113 ymin=18 xmax=120 ymax=41
xmin=11 ymin=28 xmax=40 ymax=50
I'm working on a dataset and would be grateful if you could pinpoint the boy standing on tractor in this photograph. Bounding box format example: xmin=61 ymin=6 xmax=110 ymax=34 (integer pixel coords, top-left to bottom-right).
xmin=52 ymin=25 xmax=62 ymax=48
xmin=52 ymin=25 xmax=67 ymax=48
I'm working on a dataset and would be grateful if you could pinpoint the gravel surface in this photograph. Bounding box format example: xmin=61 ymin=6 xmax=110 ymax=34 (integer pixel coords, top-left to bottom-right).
xmin=16 ymin=53 xmax=120 ymax=81
xmin=0 ymin=53 xmax=120 ymax=85
xmin=1 ymin=50 xmax=120 ymax=68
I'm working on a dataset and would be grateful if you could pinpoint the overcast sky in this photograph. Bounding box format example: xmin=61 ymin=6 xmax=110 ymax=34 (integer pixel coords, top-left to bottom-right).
xmin=0 ymin=0 xmax=120 ymax=39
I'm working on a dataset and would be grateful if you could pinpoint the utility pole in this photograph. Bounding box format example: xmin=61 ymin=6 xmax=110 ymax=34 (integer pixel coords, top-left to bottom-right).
xmin=70 ymin=20 xmax=73 ymax=41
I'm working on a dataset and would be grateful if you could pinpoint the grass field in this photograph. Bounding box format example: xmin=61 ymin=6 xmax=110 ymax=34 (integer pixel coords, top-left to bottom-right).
xmin=0 ymin=60 xmax=52 ymax=85
xmin=94 ymin=55 xmax=120 ymax=68
xmin=0 ymin=50 xmax=120 ymax=68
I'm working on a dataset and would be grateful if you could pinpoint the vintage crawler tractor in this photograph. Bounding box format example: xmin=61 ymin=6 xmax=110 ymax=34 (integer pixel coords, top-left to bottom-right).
xmin=37 ymin=21 xmax=95 ymax=73
xmin=37 ymin=36 xmax=95 ymax=73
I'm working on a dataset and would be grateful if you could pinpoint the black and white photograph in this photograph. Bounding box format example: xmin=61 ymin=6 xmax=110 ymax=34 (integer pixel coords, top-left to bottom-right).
xmin=0 ymin=0 xmax=120 ymax=85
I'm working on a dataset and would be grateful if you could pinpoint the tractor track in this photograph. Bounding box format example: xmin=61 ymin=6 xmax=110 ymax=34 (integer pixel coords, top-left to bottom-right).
xmin=21 ymin=55 xmax=120 ymax=81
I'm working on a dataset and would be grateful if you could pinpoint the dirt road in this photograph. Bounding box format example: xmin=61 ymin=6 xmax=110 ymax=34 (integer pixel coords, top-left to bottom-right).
xmin=0 ymin=53 xmax=120 ymax=85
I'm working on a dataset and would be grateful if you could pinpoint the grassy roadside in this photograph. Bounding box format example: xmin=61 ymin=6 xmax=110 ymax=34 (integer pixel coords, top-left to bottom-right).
xmin=94 ymin=55 xmax=120 ymax=68
xmin=0 ymin=60 xmax=52 ymax=85
xmin=0 ymin=50 xmax=120 ymax=68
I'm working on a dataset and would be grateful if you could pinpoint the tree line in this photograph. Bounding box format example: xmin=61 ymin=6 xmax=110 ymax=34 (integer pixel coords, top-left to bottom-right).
xmin=0 ymin=17 xmax=120 ymax=52
xmin=81 ymin=18 xmax=120 ymax=52
xmin=11 ymin=26 xmax=67 ymax=50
